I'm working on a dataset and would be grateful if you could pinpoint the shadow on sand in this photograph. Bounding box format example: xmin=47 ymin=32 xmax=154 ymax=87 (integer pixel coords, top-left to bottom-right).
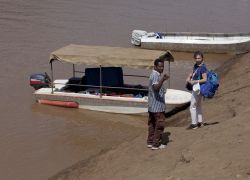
xmin=165 ymin=102 xmax=190 ymax=118
xmin=161 ymin=132 xmax=172 ymax=146
xmin=203 ymin=122 xmax=219 ymax=126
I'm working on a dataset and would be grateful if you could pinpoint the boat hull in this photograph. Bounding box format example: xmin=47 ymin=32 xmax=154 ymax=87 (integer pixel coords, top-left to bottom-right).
xmin=132 ymin=30 xmax=250 ymax=54
xmin=141 ymin=40 xmax=250 ymax=54
xmin=33 ymin=88 xmax=191 ymax=114
xmin=33 ymin=88 xmax=148 ymax=114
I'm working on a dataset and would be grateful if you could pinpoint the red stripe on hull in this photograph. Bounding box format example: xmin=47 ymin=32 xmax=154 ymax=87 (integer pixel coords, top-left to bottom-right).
xmin=38 ymin=99 xmax=79 ymax=108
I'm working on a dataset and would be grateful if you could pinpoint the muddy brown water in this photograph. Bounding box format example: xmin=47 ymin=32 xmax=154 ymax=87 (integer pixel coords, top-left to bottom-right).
xmin=0 ymin=0 xmax=249 ymax=179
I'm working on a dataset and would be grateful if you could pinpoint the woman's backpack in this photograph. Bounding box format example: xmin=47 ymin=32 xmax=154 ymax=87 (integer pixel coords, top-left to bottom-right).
xmin=200 ymin=70 xmax=219 ymax=98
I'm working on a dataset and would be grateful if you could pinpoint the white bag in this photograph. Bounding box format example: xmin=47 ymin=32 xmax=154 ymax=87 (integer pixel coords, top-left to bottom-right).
xmin=192 ymin=83 xmax=200 ymax=94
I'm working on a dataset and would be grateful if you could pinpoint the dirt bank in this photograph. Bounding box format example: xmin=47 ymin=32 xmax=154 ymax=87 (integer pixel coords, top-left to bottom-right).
xmin=50 ymin=53 xmax=250 ymax=180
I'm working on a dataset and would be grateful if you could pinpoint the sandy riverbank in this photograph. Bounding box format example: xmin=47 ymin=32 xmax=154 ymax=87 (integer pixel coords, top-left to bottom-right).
xmin=50 ymin=52 xmax=250 ymax=180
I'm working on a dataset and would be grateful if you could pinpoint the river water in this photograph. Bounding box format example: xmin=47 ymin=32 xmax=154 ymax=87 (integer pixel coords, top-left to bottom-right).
xmin=0 ymin=0 xmax=250 ymax=179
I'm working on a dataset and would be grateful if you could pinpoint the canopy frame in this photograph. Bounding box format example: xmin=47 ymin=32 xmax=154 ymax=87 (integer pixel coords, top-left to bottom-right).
xmin=49 ymin=44 xmax=174 ymax=94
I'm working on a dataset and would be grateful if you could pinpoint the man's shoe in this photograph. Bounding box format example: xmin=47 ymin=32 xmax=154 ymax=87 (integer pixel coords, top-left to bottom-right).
xmin=151 ymin=144 xmax=166 ymax=150
xmin=151 ymin=146 xmax=159 ymax=150
xmin=159 ymin=144 xmax=166 ymax=149
xmin=147 ymin=144 xmax=153 ymax=148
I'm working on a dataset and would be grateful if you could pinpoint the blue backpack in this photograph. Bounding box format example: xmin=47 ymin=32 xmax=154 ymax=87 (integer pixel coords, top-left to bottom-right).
xmin=200 ymin=70 xmax=219 ymax=98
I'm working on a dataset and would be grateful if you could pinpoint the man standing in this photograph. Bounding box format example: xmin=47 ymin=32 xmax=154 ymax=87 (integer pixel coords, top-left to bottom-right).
xmin=147 ymin=58 xmax=169 ymax=150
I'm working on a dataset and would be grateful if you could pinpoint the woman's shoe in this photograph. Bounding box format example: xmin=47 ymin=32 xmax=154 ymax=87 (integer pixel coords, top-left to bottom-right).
xmin=197 ymin=122 xmax=205 ymax=128
xmin=187 ymin=124 xmax=198 ymax=130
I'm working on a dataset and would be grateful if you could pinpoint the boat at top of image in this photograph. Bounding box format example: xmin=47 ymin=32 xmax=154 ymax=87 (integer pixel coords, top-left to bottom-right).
xmin=131 ymin=30 xmax=250 ymax=54
xmin=29 ymin=44 xmax=191 ymax=114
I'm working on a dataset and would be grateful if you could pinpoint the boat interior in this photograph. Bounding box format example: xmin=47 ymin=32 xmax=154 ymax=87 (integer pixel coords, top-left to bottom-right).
xmin=54 ymin=67 xmax=149 ymax=98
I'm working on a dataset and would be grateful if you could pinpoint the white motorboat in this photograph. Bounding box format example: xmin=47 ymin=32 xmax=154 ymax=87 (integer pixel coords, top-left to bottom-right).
xmin=30 ymin=44 xmax=191 ymax=114
xmin=131 ymin=30 xmax=250 ymax=54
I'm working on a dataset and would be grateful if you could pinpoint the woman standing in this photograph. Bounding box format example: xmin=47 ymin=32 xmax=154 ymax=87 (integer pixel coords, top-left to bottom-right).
xmin=186 ymin=51 xmax=207 ymax=129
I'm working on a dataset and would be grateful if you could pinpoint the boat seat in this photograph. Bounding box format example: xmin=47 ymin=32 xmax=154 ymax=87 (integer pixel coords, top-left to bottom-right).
xmin=84 ymin=67 xmax=124 ymax=92
xmin=64 ymin=77 xmax=82 ymax=92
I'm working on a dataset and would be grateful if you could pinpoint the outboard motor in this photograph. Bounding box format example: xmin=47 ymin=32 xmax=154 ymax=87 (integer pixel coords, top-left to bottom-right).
xmin=30 ymin=72 xmax=51 ymax=90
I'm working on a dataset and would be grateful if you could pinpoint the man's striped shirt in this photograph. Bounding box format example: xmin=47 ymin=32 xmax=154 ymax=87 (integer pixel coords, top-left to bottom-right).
xmin=148 ymin=70 xmax=166 ymax=112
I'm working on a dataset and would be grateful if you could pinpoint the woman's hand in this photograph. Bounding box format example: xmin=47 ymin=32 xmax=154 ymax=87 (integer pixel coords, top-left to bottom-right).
xmin=190 ymin=80 xmax=199 ymax=85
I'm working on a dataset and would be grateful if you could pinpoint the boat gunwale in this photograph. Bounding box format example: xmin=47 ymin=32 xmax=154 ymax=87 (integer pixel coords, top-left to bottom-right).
xmin=147 ymin=31 xmax=250 ymax=37
xmin=33 ymin=90 xmax=148 ymax=103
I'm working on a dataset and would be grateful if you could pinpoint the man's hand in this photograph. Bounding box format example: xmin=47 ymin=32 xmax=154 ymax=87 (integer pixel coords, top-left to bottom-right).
xmin=162 ymin=73 xmax=169 ymax=81
xmin=153 ymin=73 xmax=169 ymax=92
